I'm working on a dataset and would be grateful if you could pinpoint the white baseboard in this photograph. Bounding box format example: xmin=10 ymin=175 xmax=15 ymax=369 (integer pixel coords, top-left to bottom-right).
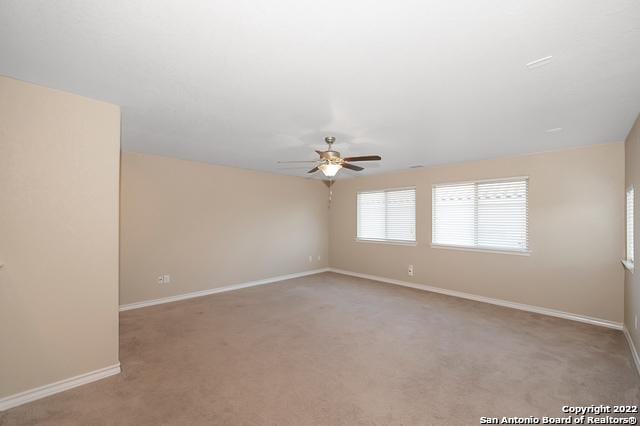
xmin=119 ymin=268 xmax=330 ymax=311
xmin=0 ymin=363 xmax=121 ymax=412
xmin=623 ymin=326 xmax=640 ymax=376
xmin=328 ymin=268 xmax=623 ymax=330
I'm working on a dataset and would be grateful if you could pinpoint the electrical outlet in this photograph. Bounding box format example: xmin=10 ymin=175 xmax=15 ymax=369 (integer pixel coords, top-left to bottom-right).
xmin=635 ymin=314 xmax=638 ymax=330
xmin=157 ymin=275 xmax=164 ymax=284
xmin=163 ymin=274 xmax=171 ymax=284
xmin=308 ymin=255 xmax=313 ymax=262
xmin=408 ymin=264 xmax=414 ymax=276
xmin=317 ymin=255 xmax=321 ymax=261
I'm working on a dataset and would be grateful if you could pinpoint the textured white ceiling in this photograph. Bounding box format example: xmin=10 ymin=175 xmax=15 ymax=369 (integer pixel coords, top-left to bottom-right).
xmin=1 ymin=1 xmax=639 ymax=178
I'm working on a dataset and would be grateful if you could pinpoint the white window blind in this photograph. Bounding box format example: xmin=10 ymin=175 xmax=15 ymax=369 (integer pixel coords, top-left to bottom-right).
xmin=627 ymin=187 xmax=635 ymax=265
xmin=357 ymin=188 xmax=416 ymax=243
xmin=432 ymin=178 xmax=528 ymax=252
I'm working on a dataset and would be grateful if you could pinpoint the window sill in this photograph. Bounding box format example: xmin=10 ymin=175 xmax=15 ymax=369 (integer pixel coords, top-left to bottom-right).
xmin=622 ymin=260 xmax=634 ymax=273
xmin=355 ymin=238 xmax=417 ymax=247
xmin=430 ymin=243 xmax=531 ymax=256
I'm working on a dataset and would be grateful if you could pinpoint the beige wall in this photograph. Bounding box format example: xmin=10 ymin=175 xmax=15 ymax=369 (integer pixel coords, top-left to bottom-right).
xmin=625 ymin=115 xmax=640 ymax=348
xmin=0 ymin=76 xmax=120 ymax=397
xmin=330 ymin=143 xmax=625 ymax=323
xmin=119 ymin=152 xmax=329 ymax=305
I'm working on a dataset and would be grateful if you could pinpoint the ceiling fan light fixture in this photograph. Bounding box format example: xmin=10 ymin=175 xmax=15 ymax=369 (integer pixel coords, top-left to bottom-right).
xmin=318 ymin=162 xmax=342 ymax=177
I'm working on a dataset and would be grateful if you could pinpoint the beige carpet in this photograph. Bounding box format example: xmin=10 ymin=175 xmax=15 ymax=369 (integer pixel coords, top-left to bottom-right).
xmin=2 ymin=272 xmax=638 ymax=425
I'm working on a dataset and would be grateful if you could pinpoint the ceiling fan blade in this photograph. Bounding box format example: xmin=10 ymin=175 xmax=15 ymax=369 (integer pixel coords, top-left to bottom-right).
xmin=277 ymin=160 xmax=317 ymax=163
xmin=307 ymin=166 xmax=319 ymax=174
xmin=342 ymin=163 xmax=364 ymax=171
xmin=343 ymin=155 xmax=381 ymax=162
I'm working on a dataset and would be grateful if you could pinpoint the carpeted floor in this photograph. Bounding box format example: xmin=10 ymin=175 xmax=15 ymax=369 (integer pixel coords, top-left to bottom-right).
xmin=1 ymin=272 xmax=638 ymax=425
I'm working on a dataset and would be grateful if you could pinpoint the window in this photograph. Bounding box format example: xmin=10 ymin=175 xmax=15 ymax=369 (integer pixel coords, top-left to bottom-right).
xmin=357 ymin=188 xmax=416 ymax=243
xmin=432 ymin=177 xmax=528 ymax=253
xmin=626 ymin=186 xmax=634 ymax=270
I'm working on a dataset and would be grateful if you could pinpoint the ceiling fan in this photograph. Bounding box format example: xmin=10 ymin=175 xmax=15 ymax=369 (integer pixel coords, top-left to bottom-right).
xmin=278 ymin=136 xmax=382 ymax=177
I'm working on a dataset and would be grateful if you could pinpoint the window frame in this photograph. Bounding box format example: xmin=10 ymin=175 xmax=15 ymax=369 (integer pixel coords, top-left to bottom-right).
xmin=431 ymin=176 xmax=530 ymax=255
xmin=624 ymin=185 xmax=635 ymax=272
xmin=356 ymin=186 xmax=417 ymax=246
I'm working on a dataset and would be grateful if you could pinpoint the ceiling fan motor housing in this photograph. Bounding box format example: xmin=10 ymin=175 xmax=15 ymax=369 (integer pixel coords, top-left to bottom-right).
xmin=320 ymin=136 xmax=341 ymax=162
xmin=319 ymin=150 xmax=341 ymax=162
